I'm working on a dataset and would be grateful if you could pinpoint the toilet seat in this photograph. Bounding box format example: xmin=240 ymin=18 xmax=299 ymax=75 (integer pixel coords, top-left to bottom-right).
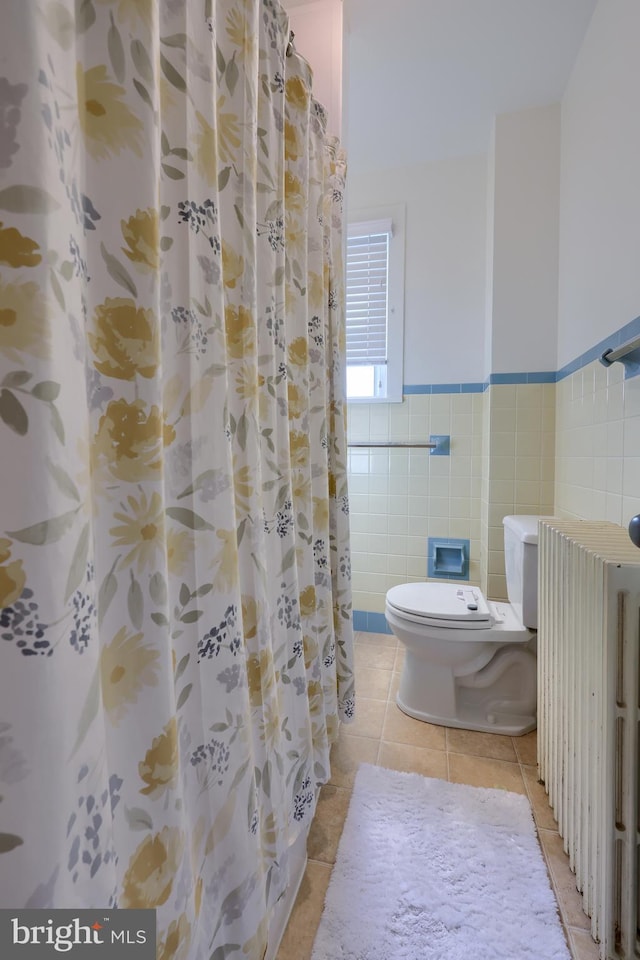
xmin=386 ymin=582 xmax=493 ymax=630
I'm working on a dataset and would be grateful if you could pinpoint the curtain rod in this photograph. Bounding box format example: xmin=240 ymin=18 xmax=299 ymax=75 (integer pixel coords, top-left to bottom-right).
xmin=600 ymin=333 xmax=640 ymax=368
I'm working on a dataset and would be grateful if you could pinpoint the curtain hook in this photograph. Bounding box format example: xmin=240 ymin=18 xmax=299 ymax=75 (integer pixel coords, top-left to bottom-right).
xmin=286 ymin=30 xmax=295 ymax=58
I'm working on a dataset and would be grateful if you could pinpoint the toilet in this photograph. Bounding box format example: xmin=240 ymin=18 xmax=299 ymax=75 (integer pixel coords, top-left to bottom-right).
xmin=385 ymin=515 xmax=541 ymax=736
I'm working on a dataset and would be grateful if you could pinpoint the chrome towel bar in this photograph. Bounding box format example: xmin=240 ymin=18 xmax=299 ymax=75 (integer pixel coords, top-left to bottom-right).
xmin=347 ymin=441 xmax=437 ymax=448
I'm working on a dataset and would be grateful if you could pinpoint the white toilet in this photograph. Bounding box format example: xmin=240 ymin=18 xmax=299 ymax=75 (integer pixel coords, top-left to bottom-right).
xmin=384 ymin=515 xmax=541 ymax=736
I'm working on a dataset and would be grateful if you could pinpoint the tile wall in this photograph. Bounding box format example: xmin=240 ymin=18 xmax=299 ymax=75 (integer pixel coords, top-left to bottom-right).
xmin=482 ymin=382 xmax=556 ymax=598
xmin=555 ymin=358 xmax=640 ymax=526
xmin=347 ymin=393 xmax=484 ymax=618
xmin=348 ymin=344 xmax=640 ymax=624
xmin=347 ymin=382 xmax=556 ymax=620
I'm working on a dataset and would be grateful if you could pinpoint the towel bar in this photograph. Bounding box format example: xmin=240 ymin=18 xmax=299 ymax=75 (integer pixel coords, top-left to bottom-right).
xmin=347 ymin=441 xmax=437 ymax=448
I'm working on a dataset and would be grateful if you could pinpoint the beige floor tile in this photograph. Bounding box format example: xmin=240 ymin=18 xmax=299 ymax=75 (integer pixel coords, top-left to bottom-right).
xmin=538 ymin=829 xmax=591 ymax=930
xmin=329 ymin=735 xmax=379 ymax=789
xmin=356 ymin=630 xmax=396 ymax=647
xmin=448 ymin=752 xmax=526 ymax=794
xmin=521 ymin=765 xmax=558 ymax=830
xmin=306 ymin=784 xmax=352 ymax=864
xmin=446 ymin=726 xmax=517 ymax=762
xmin=354 ymin=642 xmax=397 ymax=672
xmin=393 ymin=645 xmax=405 ymax=671
xmin=275 ymin=859 xmax=331 ymax=960
xmin=382 ymin=702 xmax=446 ymax=750
xmin=389 ymin=672 xmax=401 ymax=700
xmin=567 ymin=927 xmax=600 ymax=960
xmin=513 ymin=728 xmax=537 ymax=765
xmin=378 ymin=740 xmax=448 ymax=779
xmin=556 ymin=880 xmax=593 ymax=932
xmin=355 ymin=665 xmax=392 ymax=700
xmin=345 ymin=696 xmax=387 ymax=739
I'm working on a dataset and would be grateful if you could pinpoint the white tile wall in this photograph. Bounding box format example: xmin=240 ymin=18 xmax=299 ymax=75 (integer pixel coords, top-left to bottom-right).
xmin=555 ymin=359 xmax=640 ymax=528
xmin=348 ymin=384 xmax=557 ymax=614
xmin=347 ymin=394 xmax=480 ymax=612
xmin=348 ymin=367 xmax=640 ymax=617
xmin=483 ymin=383 xmax=556 ymax=598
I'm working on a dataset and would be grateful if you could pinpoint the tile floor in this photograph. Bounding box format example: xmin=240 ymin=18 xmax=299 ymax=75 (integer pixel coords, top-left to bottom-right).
xmin=276 ymin=631 xmax=600 ymax=960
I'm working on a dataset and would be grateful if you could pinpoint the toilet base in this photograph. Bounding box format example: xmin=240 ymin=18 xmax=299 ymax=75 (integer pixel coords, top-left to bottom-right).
xmin=396 ymin=644 xmax=537 ymax=737
xmin=396 ymin=692 xmax=536 ymax=737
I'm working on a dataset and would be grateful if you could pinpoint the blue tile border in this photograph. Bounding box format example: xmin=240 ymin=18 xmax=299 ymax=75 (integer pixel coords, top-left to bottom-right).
xmin=401 ymin=317 xmax=640 ymax=395
xmin=488 ymin=371 xmax=556 ymax=385
xmin=402 ymin=376 xmax=549 ymax=394
xmin=352 ymin=610 xmax=393 ymax=634
xmin=403 ymin=374 xmax=555 ymax=394
xmin=403 ymin=382 xmax=487 ymax=395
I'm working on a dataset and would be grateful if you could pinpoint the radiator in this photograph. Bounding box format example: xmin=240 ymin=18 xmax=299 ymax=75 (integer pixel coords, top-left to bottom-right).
xmin=538 ymin=520 xmax=640 ymax=960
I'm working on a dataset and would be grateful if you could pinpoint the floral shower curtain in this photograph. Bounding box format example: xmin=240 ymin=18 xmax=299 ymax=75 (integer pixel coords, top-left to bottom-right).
xmin=0 ymin=0 xmax=354 ymax=957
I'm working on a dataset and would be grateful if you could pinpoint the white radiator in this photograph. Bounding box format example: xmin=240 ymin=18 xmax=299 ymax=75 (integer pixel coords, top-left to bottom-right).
xmin=538 ymin=520 xmax=640 ymax=960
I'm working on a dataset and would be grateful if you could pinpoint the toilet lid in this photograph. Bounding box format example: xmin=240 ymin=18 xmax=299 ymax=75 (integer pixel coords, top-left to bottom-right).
xmin=386 ymin=582 xmax=492 ymax=625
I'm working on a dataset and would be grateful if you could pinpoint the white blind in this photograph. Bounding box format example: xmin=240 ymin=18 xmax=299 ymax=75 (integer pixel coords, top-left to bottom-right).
xmin=346 ymin=218 xmax=392 ymax=367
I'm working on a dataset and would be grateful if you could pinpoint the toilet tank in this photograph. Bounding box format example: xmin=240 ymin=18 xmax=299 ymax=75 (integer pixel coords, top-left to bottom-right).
xmin=503 ymin=515 xmax=540 ymax=629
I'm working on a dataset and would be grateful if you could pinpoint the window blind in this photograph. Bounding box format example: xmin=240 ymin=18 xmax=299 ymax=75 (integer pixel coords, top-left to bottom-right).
xmin=346 ymin=219 xmax=392 ymax=367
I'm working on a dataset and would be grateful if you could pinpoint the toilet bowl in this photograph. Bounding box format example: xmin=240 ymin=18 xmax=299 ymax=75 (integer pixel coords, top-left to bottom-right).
xmin=384 ymin=516 xmax=541 ymax=736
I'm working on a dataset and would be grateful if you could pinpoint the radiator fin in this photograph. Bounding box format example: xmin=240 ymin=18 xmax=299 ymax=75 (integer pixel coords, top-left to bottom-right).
xmin=538 ymin=520 xmax=640 ymax=960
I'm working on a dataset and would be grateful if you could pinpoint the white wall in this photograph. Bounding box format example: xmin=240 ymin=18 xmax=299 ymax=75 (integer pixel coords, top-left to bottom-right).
xmin=558 ymin=0 xmax=640 ymax=369
xmin=489 ymin=104 xmax=561 ymax=375
xmin=282 ymin=0 xmax=343 ymax=139
xmin=347 ymin=155 xmax=488 ymax=386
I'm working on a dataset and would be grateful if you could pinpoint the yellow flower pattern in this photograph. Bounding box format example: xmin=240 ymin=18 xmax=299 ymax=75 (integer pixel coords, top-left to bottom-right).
xmin=89 ymin=298 xmax=159 ymax=380
xmin=194 ymin=111 xmax=217 ymax=186
xmin=121 ymin=208 xmax=160 ymax=272
xmin=0 ymin=539 xmax=25 ymax=607
xmin=92 ymin=399 xmax=173 ymax=482
xmin=138 ymin=717 xmax=179 ymax=798
xmin=121 ymin=827 xmax=185 ymax=908
xmin=109 ymin=490 xmax=165 ymax=570
xmin=246 ymin=649 xmax=277 ymax=708
xmin=0 ymin=279 xmax=50 ymax=361
xmin=0 ymin=223 xmax=41 ymax=267
xmin=76 ymin=64 xmax=145 ymax=160
xmin=225 ymin=304 xmax=255 ymax=359
xmin=100 ymin=626 xmax=161 ymax=724
xmin=215 ymin=96 xmax=242 ymax=164
xmin=157 ymin=913 xmax=191 ymax=960
xmin=166 ymin=528 xmax=194 ymax=577
xmin=221 ymin=240 xmax=244 ymax=289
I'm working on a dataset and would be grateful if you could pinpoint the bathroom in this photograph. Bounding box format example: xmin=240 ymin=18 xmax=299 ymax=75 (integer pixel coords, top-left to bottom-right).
xmin=0 ymin=1 xmax=638 ymax=960
xmin=278 ymin=0 xmax=640 ymax=958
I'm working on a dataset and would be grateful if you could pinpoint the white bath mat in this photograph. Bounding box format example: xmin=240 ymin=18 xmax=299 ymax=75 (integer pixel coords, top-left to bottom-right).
xmin=311 ymin=763 xmax=571 ymax=960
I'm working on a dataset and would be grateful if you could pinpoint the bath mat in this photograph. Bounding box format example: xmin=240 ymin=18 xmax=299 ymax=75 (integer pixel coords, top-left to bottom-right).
xmin=310 ymin=763 xmax=570 ymax=960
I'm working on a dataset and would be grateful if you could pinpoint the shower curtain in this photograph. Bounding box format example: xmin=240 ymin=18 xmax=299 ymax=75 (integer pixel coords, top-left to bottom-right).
xmin=0 ymin=1 xmax=354 ymax=957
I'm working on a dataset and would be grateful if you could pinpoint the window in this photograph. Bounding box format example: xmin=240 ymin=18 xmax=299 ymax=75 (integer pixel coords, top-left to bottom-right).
xmin=345 ymin=205 xmax=405 ymax=402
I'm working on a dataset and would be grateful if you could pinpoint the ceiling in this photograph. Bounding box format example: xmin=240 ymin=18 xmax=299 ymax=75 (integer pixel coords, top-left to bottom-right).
xmin=343 ymin=0 xmax=598 ymax=174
